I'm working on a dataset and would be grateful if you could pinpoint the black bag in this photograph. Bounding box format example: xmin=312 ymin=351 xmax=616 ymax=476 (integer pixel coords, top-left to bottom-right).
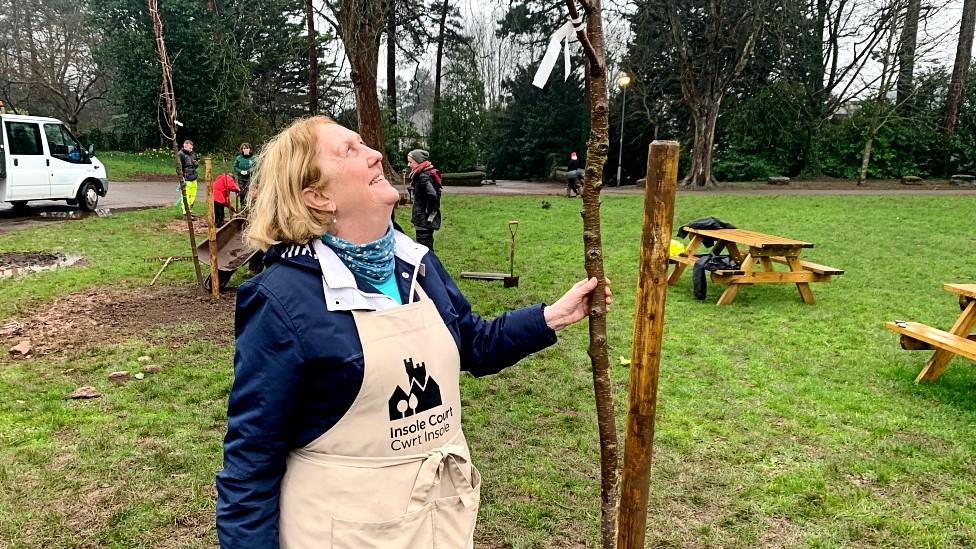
xmin=692 ymin=254 xmax=741 ymax=300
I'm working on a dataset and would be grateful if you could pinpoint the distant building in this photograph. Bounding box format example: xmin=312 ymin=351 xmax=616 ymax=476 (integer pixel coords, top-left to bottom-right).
xmin=832 ymin=99 xmax=861 ymax=120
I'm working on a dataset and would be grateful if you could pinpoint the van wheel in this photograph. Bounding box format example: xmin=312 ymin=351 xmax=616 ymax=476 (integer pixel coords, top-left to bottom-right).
xmin=9 ymin=201 xmax=29 ymax=211
xmin=77 ymin=181 xmax=98 ymax=211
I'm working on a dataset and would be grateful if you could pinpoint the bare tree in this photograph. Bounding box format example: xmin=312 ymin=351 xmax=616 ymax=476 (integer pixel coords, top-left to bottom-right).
xmin=799 ymin=0 xmax=895 ymax=174
xmin=465 ymin=6 xmax=518 ymax=110
xmin=147 ymin=0 xmax=203 ymax=286
xmin=858 ymin=0 xmax=903 ymax=184
xmin=665 ymin=0 xmax=767 ymax=186
xmin=0 ymin=0 xmax=107 ymax=131
xmin=945 ymin=0 xmax=976 ymax=136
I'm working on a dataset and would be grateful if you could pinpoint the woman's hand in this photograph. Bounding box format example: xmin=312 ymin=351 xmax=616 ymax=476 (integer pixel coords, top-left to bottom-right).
xmin=543 ymin=277 xmax=613 ymax=332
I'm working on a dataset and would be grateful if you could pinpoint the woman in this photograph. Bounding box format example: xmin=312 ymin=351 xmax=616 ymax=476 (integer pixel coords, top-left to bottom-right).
xmin=233 ymin=142 xmax=254 ymax=206
xmin=215 ymin=116 xmax=610 ymax=548
xmin=406 ymin=149 xmax=441 ymax=250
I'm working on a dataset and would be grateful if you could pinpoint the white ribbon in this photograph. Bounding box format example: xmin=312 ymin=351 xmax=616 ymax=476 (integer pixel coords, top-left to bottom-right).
xmin=532 ymin=20 xmax=576 ymax=89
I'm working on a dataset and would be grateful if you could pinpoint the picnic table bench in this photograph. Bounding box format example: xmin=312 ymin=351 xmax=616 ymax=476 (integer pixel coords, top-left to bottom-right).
xmin=886 ymin=284 xmax=976 ymax=383
xmin=668 ymin=227 xmax=844 ymax=305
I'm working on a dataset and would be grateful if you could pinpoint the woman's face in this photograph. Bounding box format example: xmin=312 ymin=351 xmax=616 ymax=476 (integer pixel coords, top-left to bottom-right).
xmin=315 ymin=123 xmax=399 ymax=218
xmin=242 ymin=146 xmax=250 ymax=155
xmin=406 ymin=156 xmax=418 ymax=170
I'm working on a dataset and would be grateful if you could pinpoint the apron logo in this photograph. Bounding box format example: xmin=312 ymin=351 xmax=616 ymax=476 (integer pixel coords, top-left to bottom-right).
xmin=388 ymin=358 xmax=443 ymax=420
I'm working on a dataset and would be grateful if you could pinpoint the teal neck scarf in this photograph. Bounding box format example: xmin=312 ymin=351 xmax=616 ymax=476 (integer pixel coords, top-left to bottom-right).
xmin=322 ymin=223 xmax=396 ymax=285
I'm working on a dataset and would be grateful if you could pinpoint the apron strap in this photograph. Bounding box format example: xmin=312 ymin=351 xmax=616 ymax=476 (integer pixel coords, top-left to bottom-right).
xmin=408 ymin=448 xmax=477 ymax=512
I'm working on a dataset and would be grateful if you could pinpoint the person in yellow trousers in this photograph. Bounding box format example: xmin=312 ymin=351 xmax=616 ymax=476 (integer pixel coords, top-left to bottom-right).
xmin=177 ymin=140 xmax=199 ymax=214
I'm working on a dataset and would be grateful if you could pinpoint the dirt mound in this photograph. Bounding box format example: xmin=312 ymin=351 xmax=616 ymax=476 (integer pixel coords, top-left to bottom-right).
xmin=1 ymin=285 xmax=236 ymax=355
xmin=0 ymin=251 xmax=65 ymax=269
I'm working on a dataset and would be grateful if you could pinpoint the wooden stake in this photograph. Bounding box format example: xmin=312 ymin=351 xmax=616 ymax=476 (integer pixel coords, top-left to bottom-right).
xmin=616 ymin=140 xmax=679 ymax=549
xmin=205 ymin=157 xmax=220 ymax=298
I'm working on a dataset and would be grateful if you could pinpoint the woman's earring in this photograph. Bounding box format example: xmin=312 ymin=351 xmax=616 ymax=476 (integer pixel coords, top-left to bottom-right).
xmin=330 ymin=210 xmax=337 ymax=226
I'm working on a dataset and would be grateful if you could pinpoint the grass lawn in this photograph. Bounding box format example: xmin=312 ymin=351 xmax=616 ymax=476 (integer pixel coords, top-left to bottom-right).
xmin=99 ymin=150 xmax=236 ymax=181
xmin=1 ymin=193 xmax=975 ymax=547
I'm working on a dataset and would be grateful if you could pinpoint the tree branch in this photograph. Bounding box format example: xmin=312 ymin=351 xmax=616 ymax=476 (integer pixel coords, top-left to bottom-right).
xmin=564 ymin=0 xmax=602 ymax=75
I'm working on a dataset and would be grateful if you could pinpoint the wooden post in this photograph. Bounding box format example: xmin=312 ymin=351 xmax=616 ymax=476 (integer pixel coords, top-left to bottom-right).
xmin=616 ymin=140 xmax=679 ymax=549
xmin=205 ymin=157 xmax=220 ymax=298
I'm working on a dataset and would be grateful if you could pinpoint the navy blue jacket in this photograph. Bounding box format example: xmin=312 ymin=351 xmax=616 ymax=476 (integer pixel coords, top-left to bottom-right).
xmin=215 ymin=235 xmax=557 ymax=548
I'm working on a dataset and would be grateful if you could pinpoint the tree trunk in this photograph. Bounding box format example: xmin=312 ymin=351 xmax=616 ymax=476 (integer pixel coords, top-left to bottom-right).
xmin=386 ymin=4 xmax=397 ymax=122
xmin=945 ymin=0 xmax=976 ymax=136
xmin=684 ymin=97 xmax=721 ymax=187
xmin=896 ymin=0 xmax=921 ymax=107
xmin=338 ymin=0 xmax=396 ymax=178
xmin=433 ymin=0 xmax=450 ymax=117
xmin=349 ymin=47 xmax=393 ymax=174
xmin=306 ymin=0 xmax=319 ymax=115
xmin=857 ymin=133 xmax=875 ymax=185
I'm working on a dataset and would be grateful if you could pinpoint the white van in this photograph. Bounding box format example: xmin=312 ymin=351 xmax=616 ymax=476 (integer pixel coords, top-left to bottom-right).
xmin=0 ymin=114 xmax=109 ymax=211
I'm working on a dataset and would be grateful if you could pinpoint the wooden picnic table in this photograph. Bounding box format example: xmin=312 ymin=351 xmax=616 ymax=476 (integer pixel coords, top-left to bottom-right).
xmin=886 ymin=283 xmax=976 ymax=383
xmin=668 ymin=227 xmax=844 ymax=305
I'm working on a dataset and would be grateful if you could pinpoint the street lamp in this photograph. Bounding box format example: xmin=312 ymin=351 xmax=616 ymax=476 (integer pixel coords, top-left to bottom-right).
xmin=616 ymin=72 xmax=631 ymax=187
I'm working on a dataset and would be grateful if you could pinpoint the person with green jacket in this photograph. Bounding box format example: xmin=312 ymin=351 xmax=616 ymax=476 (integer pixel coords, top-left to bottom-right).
xmin=233 ymin=143 xmax=255 ymax=207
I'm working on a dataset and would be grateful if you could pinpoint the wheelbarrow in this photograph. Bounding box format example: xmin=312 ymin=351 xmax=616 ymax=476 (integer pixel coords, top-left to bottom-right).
xmin=195 ymin=217 xmax=262 ymax=291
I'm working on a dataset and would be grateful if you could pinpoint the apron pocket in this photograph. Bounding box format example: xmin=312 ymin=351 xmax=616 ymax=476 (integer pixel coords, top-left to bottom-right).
xmin=432 ymin=495 xmax=479 ymax=549
xmin=331 ymin=503 xmax=435 ymax=549
xmin=433 ymin=465 xmax=482 ymax=549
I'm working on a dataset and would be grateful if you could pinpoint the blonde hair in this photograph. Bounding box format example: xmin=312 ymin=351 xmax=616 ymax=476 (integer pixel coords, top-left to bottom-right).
xmin=245 ymin=116 xmax=336 ymax=250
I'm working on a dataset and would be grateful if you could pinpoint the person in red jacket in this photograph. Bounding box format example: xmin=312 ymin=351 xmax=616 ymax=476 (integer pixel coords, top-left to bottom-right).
xmin=213 ymin=172 xmax=239 ymax=226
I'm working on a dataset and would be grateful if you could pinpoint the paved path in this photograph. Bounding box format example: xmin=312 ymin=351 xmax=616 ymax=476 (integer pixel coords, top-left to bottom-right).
xmin=0 ymin=181 xmax=193 ymax=235
xmin=1 ymin=180 xmax=974 ymax=235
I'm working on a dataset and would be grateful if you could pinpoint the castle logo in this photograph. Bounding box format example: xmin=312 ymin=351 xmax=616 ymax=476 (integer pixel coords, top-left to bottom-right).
xmin=388 ymin=358 xmax=442 ymax=420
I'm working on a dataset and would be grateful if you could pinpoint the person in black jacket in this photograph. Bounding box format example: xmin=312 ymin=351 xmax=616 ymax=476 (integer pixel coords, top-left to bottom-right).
xmin=406 ymin=149 xmax=441 ymax=250
xmin=177 ymin=140 xmax=199 ymax=214
xmin=566 ymin=151 xmax=581 ymax=197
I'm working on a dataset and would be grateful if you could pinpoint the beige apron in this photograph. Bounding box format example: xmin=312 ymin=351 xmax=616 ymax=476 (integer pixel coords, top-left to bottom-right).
xmin=279 ymin=257 xmax=481 ymax=548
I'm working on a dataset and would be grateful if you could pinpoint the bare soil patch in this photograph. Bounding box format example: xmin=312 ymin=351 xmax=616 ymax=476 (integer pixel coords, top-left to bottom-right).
xmin=1 ymin=284 xmax=235 ymax=355
xmin=0 ymin=251 xmax=65 ymax=269
xmin=163 ymin=217 xmax=211 ymax=234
